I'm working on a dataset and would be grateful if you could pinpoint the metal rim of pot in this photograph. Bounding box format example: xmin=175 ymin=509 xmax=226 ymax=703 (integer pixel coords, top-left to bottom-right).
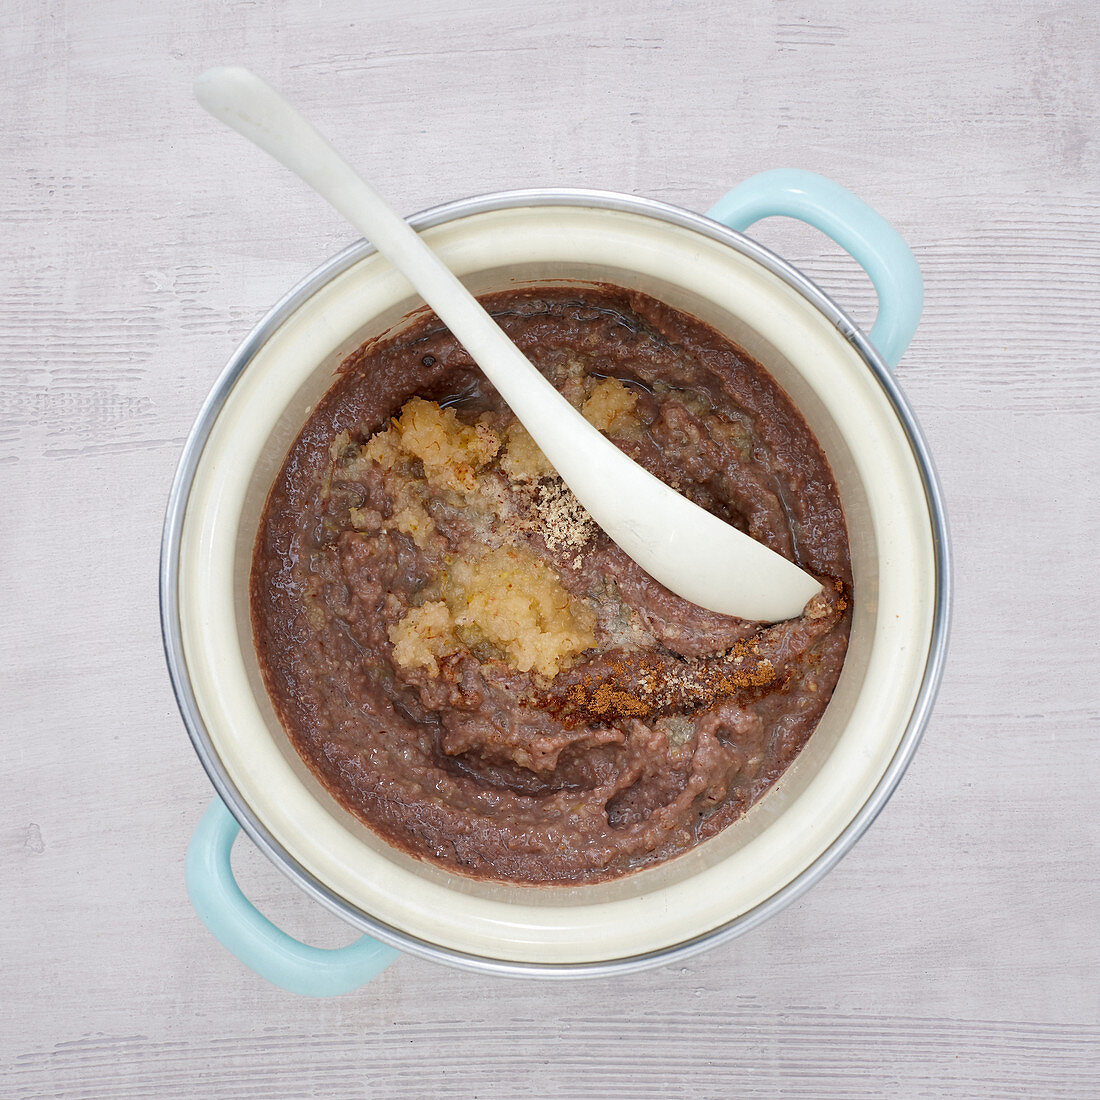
xmin=161 ymin=186 xmax=952 ymax=979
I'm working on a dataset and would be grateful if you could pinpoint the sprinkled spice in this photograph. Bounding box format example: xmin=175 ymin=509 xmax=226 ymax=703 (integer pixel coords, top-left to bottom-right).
xmin=535 ymin=479 xmax=596 ymax=561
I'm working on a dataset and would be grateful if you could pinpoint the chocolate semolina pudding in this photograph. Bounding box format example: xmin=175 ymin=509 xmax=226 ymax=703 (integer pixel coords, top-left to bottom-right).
xmin=251 ymin=286 xmax=851 ymax=884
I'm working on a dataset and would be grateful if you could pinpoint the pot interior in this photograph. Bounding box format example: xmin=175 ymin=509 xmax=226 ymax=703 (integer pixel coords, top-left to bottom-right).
xmin=177 ymin=202 xmax=936 ymax=965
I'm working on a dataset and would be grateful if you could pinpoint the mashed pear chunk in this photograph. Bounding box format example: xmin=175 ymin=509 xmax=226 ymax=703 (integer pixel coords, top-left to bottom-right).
xmin=388 ymin=601 xmax=459 ymax=678
xmin=389 ymin=544 xmax=596 ymax=679
xmin=581 ymin=377 xmax=639 ymax=435
xmin=365 ymin=397 xmax=500 ymax=492
xmin=500 ymin=420 xmax=555 ymax=482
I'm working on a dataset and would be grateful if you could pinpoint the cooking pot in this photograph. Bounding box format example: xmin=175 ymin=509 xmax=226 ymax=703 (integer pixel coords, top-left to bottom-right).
xmin=162 ymin=169 xmax=950 ymax=996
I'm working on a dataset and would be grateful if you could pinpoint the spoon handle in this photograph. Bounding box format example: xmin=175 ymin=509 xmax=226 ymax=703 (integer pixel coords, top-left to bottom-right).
xmin=195 ymin=69 xmax=625 ymax=489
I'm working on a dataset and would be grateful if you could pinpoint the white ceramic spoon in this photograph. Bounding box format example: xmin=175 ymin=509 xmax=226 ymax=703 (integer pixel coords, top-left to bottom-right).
xmin=195 ymin=67 xmax=822 ymax=622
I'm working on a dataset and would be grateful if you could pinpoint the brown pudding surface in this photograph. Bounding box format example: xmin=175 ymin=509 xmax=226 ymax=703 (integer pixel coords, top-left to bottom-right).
xmin=251 ymin=286 xmax=851 ymax=884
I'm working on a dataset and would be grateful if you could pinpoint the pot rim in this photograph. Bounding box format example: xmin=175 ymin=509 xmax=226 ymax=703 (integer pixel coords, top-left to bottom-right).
xmin=161 ymin=186 xmax=951 ymax=978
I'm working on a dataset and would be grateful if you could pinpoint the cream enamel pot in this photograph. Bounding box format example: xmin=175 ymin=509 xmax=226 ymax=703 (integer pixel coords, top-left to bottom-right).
xmin=162 ymin=171 xmax=951 ymax=996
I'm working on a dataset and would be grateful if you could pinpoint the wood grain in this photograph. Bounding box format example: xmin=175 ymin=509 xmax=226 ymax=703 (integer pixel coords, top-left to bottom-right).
xmin=9 ymin=1013 xmax=1100 ymax=1098
xmin=2 ymin=0 xmax=1098 ymax=1096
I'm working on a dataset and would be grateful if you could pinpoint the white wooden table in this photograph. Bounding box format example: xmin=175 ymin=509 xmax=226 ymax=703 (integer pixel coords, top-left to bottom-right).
xmin=4 ymin=1 xmax=1098 ymax=1095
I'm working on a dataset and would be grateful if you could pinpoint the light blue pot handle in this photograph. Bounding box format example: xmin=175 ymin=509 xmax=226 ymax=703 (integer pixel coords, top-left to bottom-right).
xmin=186 ymin=798 xmax=401 ymax=996
xmin=706 ymin=169 xmax=923 ymax=368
